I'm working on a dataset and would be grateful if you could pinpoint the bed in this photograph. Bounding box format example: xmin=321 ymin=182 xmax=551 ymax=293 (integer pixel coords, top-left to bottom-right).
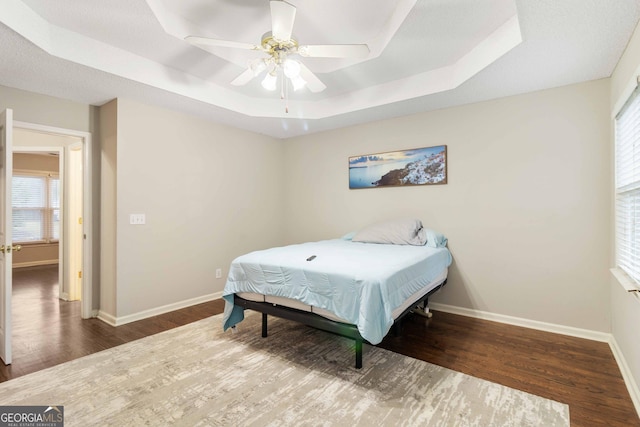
xmin=222 ymin=220 xmax=452 ymax=368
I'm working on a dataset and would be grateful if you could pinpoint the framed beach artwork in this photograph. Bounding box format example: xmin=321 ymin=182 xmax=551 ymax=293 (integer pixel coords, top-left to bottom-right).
xmin=348 ymin=145 xmax=447 ymax=189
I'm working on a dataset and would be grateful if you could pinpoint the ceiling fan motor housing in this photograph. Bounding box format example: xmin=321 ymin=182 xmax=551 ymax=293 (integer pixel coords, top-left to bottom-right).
xmin=261 ymin=31 xmax=298 ymax=63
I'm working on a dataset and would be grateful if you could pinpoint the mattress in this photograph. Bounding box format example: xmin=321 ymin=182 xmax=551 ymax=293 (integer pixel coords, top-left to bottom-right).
xmin=237 ymin=268 xmax=448 ymax=324
xmin=223 ymin=238 xmax=452 ymax=344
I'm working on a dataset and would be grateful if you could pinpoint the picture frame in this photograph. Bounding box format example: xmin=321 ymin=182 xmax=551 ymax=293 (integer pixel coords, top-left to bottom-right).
xmin=348 ymin=145 xmax=447 ymax=189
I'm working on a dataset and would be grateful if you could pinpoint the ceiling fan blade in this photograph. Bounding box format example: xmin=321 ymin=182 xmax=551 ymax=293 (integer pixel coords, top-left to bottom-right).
xmin=270 ymin=0 xmax=296 ymax=42
xmin=230 ymin=68 xmax=257 ymax=86
xmin=185 ymin=36 xmax=261 ymax=51
xmin=298 ymin=44 xmax=370 ymax=58
xmin=231 ymin=58 xmax=270 ymax=86
xmin=298 ymin=62 xmax=326 ymax=93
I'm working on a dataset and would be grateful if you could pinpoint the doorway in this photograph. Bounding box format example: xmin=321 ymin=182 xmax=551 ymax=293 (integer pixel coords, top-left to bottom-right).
xmin=0 ymin=112 xmax=93 ymax=365
xmin=12 ymin=144 xmax=82 ymax=303
xmin=12 ymin=123 xmax=92 ymax=318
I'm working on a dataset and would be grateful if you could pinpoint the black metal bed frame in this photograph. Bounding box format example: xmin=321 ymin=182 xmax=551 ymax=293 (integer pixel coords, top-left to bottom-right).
xmin=233 ymin=279 xmax=447 ymax=369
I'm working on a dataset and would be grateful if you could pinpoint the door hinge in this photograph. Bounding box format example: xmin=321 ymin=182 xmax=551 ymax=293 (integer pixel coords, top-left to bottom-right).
xmin=78 ymin=217 xmax=83 ymax=225
xmin=78 ymin=271 xmax=82 ymax=279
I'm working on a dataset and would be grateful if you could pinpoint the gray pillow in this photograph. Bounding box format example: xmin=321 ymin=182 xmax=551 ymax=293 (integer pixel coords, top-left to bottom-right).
xmin=352 ymin=218 xmax=427 ymax=246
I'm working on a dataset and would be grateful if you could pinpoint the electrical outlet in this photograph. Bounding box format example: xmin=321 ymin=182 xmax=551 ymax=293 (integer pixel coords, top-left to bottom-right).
xmin=215 ymin=268 xmax=222 ymax=279
xmin=130 ymin=214 xmax=146 ymax=225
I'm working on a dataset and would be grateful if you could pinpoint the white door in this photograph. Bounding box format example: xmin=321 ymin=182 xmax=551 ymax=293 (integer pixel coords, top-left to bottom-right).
xmin=0 ymin=109 xmax=13 ymax=365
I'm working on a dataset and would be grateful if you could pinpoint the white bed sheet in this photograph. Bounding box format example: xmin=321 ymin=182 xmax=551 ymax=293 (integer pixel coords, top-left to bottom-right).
xmin=223 ymin=239 xmax=452 ymax=344
xmin=237 ymin=268 xmax=447 ymax=324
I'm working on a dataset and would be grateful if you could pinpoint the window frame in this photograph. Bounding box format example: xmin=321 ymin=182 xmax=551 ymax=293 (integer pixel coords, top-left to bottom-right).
xmin=12 ymin=169 xmax=61 ymax=245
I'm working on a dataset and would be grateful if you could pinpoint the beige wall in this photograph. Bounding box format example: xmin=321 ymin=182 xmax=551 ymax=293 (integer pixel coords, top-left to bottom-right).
xmin=0 ymin=85 xmax=93 ymax=132
xmin=0 ymin=68 xmax=623 ymax=338
xmin=102 ymin=98 xmax=285 ymax=319
xmin=13 ymin=152 xmax=59 ymax=171
xmin=99 ymin=99 xmax=118 ymax=318
xmin=3 ymin=73 xmax=636 ymax=408
xmin=0 ymin=79 xmax=617 ymax=336
xmin=610 ymin=20 xmax=640 ymax=410
xmin=0 ymin=86 xmax=100 ymax=309
xmin=283 ymin=79 xmax=611 ymax=333
xmin=1 ymin=49 xmax=634 ymax=407
xmin=1 ymin=84 xmax=101 ymax=310
xmin=11 ymin=152 xmax=60 ymax=267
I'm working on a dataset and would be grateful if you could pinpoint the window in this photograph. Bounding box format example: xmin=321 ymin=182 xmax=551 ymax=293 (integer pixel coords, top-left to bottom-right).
xmin=615 ymin=87 xmax=640 ymax=286
xmin=12 ymin=172 xmax=60 ymax=244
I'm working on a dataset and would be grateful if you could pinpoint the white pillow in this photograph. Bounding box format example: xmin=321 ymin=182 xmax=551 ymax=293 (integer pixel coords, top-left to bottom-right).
xmin=352 ymin=218 xmax=427 ymax=246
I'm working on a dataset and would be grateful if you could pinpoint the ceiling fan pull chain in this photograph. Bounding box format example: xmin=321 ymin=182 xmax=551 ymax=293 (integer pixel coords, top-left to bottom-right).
xmin=282 ymin=68 xmax=290 ymax=114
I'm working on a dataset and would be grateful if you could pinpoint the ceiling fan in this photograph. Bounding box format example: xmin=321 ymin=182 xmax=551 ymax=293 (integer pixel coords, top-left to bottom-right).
xmin=185 ymin=0 xmax=370 ymax=93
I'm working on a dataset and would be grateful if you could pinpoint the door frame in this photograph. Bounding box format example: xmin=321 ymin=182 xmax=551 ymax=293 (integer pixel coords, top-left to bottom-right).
xmin=67 ymin=141 xmax=83 ymax=302
xmin=1 ymin=109 xmax=14 ymax=364
xmin=13 ymin=121 xmax=93 ymax=319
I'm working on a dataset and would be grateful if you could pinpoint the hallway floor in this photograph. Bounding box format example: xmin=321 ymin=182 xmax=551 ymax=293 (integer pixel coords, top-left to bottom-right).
xmin=2 ymin=265 xmax=223 ymax=381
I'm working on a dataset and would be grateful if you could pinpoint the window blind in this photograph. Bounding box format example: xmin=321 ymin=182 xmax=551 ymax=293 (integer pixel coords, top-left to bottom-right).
xmin=12 ymin=173 xmax=60 ymax=243
xmin=615 ymin=86 xmax=640 ymax=286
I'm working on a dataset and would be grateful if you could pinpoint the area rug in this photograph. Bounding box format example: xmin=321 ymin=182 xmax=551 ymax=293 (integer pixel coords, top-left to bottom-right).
xmin=0 ymin=313 xmax=569 ymax=426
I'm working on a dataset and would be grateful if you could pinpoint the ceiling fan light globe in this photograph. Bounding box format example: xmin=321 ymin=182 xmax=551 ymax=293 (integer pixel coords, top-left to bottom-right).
xmin=283 ymin=59 xmax=301 ymax=79
xmin=262 ymin=73 xmax=278 ymax=91
xmin=291 ymin=75 xmax=307 ymax=91
xmin=250 ymin=59 xmax=267 ymax=76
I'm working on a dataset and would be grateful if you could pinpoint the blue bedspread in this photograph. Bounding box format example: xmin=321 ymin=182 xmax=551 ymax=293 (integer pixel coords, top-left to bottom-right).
xmin=222 ymin=239 xmax=452 ymax=344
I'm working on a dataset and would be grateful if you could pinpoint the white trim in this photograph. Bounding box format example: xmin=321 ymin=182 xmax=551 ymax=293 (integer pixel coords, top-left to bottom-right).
xmin=611 ymin=268 xmax=640 ymax=302
xmin=609 ymin=335 xmax=640 ymax=418
xmin=612 ymin=74 xmax=640 ymax=119
xmin=96 ymin=310 xmax=117 ymax=327
xmin=13 ymin=259 xmax=58 ymax=268
xmin=11 ymin=242 xmax=57 ymax=248
xmin=96 ymin=292 xmax=223 ymax=327
xmin=13 ymin=169 xmax=60 ymax=177
xmin=429 ymin=302 xmax=611 ymax=342
xmin=1 ymin=0 xmax=522 ymax=120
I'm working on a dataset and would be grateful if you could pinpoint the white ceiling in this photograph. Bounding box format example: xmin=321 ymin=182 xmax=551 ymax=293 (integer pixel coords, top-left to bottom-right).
xmin=0 ymin=0 xmax=639 ymax=139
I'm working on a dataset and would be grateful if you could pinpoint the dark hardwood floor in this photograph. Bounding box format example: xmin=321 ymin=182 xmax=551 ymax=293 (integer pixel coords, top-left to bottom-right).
xmin=2 ymin=265 xmax=638 ymax=426
xmin=380 ymin=311 xmax=640 ymax=427
xmin=3 ymin=265 xmax=224 ymax=381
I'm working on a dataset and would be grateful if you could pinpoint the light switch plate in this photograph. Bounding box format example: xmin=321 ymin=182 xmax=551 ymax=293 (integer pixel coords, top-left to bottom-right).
xmin=130 ymin=214 xmax=146 ymax=225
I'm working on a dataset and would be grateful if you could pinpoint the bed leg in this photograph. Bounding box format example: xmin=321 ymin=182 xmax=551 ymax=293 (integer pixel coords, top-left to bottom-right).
xmin=423 ymin=299 xmax=433 ymax=319
xmin=355 ymin=339 xmax=363 ymax=369
xmin=392 ymin=320 xmax=402 ymax=337
xmin=413 ymin=304 xmax=433 ymax=319
xmin=262 ymin=313 xmax=268 ymax=338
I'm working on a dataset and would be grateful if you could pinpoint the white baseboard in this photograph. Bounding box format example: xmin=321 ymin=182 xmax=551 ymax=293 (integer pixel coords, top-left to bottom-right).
xmin=97 ymin=291 xmax=223 ymax=327
xmin=96 ymin=310 xmax=117 ymax=326
xmin=13 ymin=260 xmax=58 ymax=268
xmin=429 ymin=302 xmax=611 ymax=342
xmin=609 ymin=336 xmax=640 ymax=419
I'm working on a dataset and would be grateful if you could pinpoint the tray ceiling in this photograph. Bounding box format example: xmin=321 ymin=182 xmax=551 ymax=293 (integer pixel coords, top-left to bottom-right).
xmin=0 ymin=0 xmax=639 ymax=138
